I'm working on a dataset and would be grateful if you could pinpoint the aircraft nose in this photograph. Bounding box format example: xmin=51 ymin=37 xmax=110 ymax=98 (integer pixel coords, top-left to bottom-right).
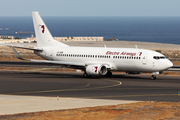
xmin=166 ymin=60 xmax=173 ymax=69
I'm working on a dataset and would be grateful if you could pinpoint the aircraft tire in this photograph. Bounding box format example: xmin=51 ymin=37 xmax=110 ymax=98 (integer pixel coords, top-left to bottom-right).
xmin=105 ymin=71 xmax=112 ymax=77
xmin=150 ymin=75 xmax=156 ymax=80
xmin=83 ymin=73 xmax=91 ymax=78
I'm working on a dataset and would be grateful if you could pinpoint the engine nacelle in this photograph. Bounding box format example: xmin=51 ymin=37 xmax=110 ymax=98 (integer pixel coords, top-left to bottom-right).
xmin=86 ymin=64 xmax=107 ymax=76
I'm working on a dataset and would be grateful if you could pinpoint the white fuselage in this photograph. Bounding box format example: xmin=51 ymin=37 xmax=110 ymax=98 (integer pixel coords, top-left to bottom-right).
xmin=35 ymin=46 xmax=173 ymax=73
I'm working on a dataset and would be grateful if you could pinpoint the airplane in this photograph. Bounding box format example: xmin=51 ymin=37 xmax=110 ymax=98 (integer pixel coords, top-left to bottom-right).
xmin=8 ymin=12 xmax=173 ymax=80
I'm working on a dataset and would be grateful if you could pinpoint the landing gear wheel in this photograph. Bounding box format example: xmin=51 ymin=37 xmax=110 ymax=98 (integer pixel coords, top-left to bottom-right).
xmin=150 ymin=75 xmax=156 ymax=80
xmin=105 ymin=71 xmax=112 ymax=77
xmin=83 ymin=73 xmax=88 ymax=78
xmin=83 ymin=73 xmax=91 ymax=78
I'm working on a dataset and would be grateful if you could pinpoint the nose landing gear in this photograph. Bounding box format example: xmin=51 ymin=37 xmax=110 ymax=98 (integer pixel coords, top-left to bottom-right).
xmin=150 ymin=72 xmax=159 ymax=80
xmin=150 ymin=75 xmax=156 ymax=80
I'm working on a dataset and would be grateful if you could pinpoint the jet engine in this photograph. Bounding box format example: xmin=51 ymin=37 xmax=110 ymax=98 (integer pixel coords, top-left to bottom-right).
xmin=86 ymin=64 xmax=107 ymax=76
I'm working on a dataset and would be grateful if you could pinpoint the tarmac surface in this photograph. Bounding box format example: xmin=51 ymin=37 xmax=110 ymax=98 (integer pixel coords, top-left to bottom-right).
xmin=0 ymin=71 xmax=180 ymax=115
xmin=0 ymin=71 xmax=179 ymax=101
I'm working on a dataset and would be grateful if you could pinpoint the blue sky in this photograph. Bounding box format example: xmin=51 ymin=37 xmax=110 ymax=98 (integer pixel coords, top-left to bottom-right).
xmin=0 ymin=0 xmax=180 ymax=16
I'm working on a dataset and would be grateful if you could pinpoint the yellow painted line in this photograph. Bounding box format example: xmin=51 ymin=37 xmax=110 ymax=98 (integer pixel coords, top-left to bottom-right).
xmin=6 ymin=79 xmax=122 ymax=95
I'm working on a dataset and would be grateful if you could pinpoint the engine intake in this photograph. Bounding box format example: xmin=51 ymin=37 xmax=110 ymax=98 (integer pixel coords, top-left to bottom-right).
xmin=86 ymin=64 xmax=107 ymax=76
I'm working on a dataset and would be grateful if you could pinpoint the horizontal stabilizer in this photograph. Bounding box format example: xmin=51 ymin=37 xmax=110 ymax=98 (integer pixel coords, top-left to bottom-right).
xmin=12 ymin=47 xmax=25 ymax=60
xmin=7 ymin=45 xmax=43 ymax=51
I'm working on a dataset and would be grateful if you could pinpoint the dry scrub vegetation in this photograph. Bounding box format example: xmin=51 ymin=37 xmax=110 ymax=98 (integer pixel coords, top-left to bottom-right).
xmin=1 ymin=101 xmax=180 ymax=120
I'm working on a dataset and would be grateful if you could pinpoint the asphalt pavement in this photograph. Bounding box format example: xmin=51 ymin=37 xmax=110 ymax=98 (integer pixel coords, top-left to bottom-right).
xmin=0 ymin=71 xmax=179 ymax=101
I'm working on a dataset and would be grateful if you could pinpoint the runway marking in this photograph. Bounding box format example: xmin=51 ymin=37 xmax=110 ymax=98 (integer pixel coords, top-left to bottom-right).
xmin=6 ymin=79 xmax=122 ymax=95
xmin=81 ymin=84 xmax=90 ymax=88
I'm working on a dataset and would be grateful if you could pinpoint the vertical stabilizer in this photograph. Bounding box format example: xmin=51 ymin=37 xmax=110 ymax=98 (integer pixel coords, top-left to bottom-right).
xmin=32 ymin=12 xmax=69 ymax=47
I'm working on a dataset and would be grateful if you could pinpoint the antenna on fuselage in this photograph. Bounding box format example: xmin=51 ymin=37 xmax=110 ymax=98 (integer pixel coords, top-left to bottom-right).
xmin=135 ymin=45 xmax=138 ymax=49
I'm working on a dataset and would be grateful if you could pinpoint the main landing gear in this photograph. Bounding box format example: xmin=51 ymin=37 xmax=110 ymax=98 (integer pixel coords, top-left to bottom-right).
xmin=105 ymin=71 xmax=112 ymax=77
xmin=83 ymin=71 xmax=112 ymax=78
xmin=83 ymin=72 xmax=91 ymax=78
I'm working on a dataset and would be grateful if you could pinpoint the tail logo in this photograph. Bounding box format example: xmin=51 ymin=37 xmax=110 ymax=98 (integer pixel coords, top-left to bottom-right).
xmin=39 ymin=25 xmax=45 ymax=33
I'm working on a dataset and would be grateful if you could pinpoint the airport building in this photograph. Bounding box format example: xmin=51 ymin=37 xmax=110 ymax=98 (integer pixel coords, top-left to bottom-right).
xmin=0 ymin=36 xmax=14 ymax=39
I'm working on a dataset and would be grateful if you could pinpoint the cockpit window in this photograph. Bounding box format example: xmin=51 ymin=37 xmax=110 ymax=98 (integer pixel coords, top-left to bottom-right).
xmin=160 ymin=56 xmax=166 ymax=59
xmin=153 ymin=56 xmax=166 ymax=60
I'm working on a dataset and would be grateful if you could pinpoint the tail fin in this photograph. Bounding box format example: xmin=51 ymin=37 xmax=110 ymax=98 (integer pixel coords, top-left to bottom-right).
xmin=32 ymin=12 xmax=69 ymax=47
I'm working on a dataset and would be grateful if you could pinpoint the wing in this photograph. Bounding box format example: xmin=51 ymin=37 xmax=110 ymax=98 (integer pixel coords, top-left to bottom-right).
xmin=11 ymin=47 xmax=86 ymax=69
xmin=11 ymin=46 xmax=112 ymax=70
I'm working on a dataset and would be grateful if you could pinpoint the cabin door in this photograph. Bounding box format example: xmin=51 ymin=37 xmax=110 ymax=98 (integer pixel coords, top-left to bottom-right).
xmin=50 ymin=50 xmax=54 ymax=60
xmin=142 ymin=53 xmax=148 ymax=65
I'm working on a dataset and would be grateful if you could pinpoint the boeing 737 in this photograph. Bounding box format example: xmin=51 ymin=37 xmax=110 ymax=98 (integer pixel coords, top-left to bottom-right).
xmin=8 ymin=12 xmax=173 ymax=80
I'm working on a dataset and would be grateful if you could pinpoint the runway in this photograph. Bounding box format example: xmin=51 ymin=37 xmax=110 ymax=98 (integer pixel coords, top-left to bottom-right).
xmin=0 ymin=71 xmax=179 ymax=101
